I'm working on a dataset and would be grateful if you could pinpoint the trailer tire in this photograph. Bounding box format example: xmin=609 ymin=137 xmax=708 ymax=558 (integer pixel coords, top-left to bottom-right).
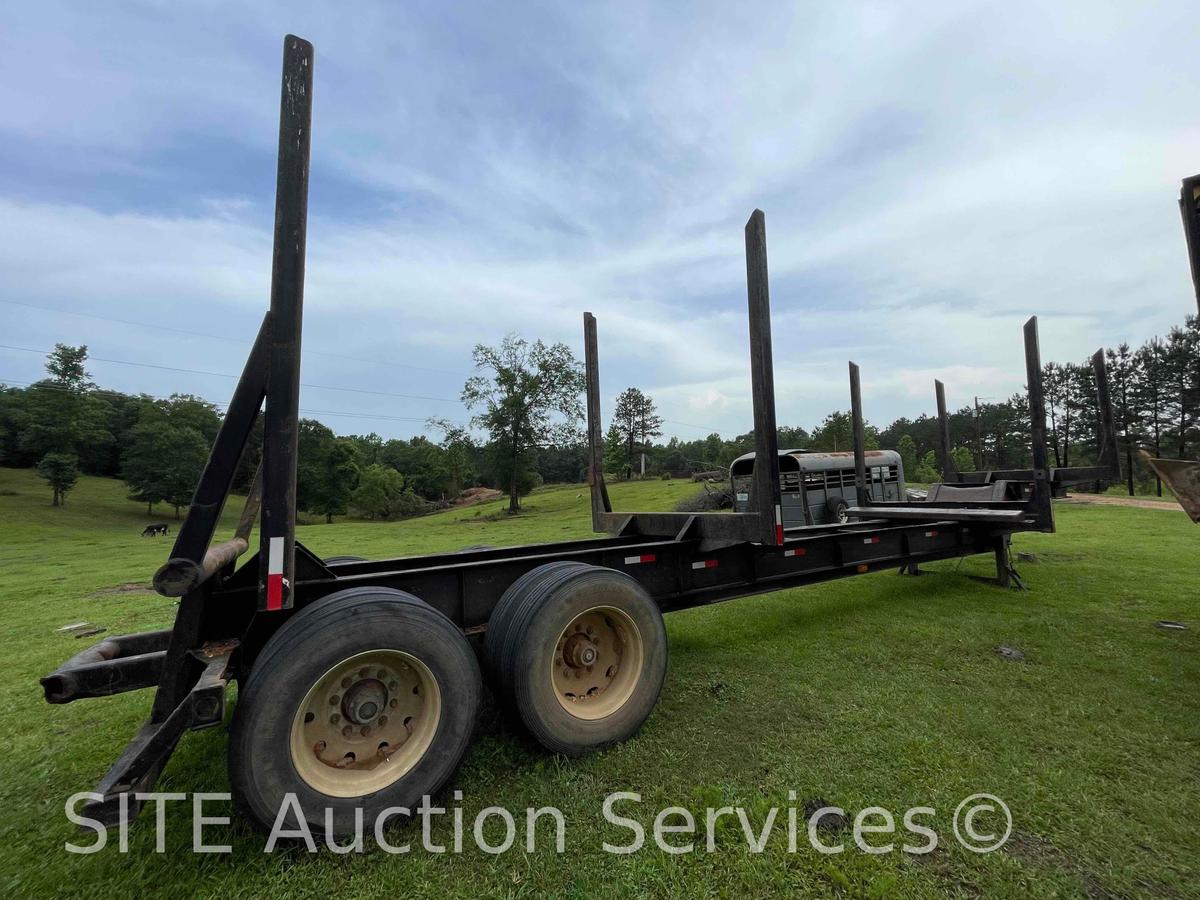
xmin=826 ymin=497 xmax=849 ymax=524
xmin=229 ymin=586 xmax=480 ymax=838
xmin=323 ymin=555 xmax=366 ymax=565
xmin=485 ymin=563 xmax=667 ymax=756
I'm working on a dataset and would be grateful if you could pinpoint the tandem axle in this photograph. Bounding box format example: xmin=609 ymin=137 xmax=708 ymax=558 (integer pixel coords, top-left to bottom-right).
xmin=41 ymin=35 xmax=1119 ymax=837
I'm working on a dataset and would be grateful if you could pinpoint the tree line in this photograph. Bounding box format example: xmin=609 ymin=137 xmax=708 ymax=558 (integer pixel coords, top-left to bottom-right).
xmin=1 ymin=314 xmax=1195 ymax=517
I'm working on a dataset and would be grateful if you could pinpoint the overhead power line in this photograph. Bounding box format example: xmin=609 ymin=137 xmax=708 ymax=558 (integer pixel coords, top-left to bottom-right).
xmin=0 ymin=297 xmax=468 ymax=377
xmin=0 ymin=344 xmax=462 ymax=404
xmin=0 ymin=376 xmax=454 ymax=429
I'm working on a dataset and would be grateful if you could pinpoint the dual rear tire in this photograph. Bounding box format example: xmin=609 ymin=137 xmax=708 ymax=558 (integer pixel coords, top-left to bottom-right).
xmin=229 ymin=564 xmax=667 ymax=835
xmin=229 ymin=587 xmax=480 ymax=837
xmin=484 ymin=562 xmax=668 ymax=756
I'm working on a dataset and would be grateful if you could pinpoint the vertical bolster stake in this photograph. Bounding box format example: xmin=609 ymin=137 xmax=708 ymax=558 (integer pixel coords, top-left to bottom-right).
xmin=1179 ymin=175 xmax=1200 ymax=315
xmin=935 ymin=380 xmax=956 ymax=483
xmin=1024 ymin=316 xmax=1055 ymax=532
xmin=583 ymin=312 xmax=612 ymax=532
xmin=1091 ymin=348 xmax=1121 ymax=484
xmin=849 ymin=361 xmax=868 ymax=506
xmin=259 ymin=35 xmax=314 ymax=611
xmin=745 ymin=210 xmax=783 ymax=545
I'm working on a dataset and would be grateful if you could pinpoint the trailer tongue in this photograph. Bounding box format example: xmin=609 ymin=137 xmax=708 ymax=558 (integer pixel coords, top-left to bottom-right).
xmin=40 ymin=35 xmax=1120 ymax=837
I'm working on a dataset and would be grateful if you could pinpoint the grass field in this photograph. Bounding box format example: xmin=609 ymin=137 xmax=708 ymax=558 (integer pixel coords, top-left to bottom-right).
xmin=1 ymin=466 xmax=1197 ymax=898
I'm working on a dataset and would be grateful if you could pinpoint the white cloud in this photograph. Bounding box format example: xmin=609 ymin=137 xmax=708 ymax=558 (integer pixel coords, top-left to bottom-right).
xmin=1 ymin=1 xmax=1197 ymax=441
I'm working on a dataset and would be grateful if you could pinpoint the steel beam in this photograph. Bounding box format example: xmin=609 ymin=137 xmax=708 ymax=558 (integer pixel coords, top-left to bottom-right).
xmin=745 ymin=210 xmax=783 ymax=545
xmin=849 ymin=361 xmax=869 ymax=505
xmin=1023 ymin=316 xmax=1054 ymax=532
xmin=1179 ymin=175 xmax=1200 ymax=315
xmin=935 ymin=379 xmax=957 ymax=483
xmin=259 ymin=35 xmax=314 ymax=612
xmin=583 ymin=312 xmax=612 ymax=532
xmin=155 ymin=315 xmax=268 ymax=597
xmin=1090 ymin=348 xmax=1121 ymax=483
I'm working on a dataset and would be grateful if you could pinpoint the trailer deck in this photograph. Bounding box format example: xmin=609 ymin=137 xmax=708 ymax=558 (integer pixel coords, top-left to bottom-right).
xmin=39 ymin=35 xmax=1120 ymax=836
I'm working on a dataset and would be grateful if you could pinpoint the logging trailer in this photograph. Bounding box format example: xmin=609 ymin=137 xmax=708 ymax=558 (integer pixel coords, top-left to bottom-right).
xmin=40 ymin=36 xmax=1122 ymax=837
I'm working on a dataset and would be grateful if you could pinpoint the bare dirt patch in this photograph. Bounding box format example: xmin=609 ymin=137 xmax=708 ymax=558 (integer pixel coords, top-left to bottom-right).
xmin=1062 ymin=494 xmax=1181 ymax=511
xmin=90 ymin=582 xmax=154 ymax=596
xmin=452 ymin=487 xmax=504 ymax=507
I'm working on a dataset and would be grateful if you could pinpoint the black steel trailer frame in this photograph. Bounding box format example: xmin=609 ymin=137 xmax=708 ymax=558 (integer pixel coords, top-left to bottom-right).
xmin=41 ymin=35 xmax=1120 ymax=828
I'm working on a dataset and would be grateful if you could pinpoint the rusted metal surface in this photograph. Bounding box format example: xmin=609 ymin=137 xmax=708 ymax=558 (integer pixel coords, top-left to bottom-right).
xmin=1090 ymin=348 xmax=1121 ymax=483
xmin=153 ymin=536 xmax=249 ymax=598
xmin=41 ymin=629 xmax=171 ymax=703
xmin=1023 ymin=316 xmax=1054 ymax=532
xmin=935 ymin=379 xmax=957 ymax=482
xmin=1141 ymin=452 xmax=1200 ymax=523
xmin=849 ymin=361 xmax=869 ymax=504
xmin=583 ymin=312 xmax=612 ymax=532
xmin=156 ymin=315 xmax=269 ymax=597
xmin=235 ymin=462 xmax=263 ymax=543
xmin=259 ymin=35 xmax=314 ymax=612
xmin=75 ymin=641 xmax=238 ymax=827
xmin=744 ymin=209 xmax=783 ymax=546
xmin=1178 ymin=174 xmax=1200 ymax=314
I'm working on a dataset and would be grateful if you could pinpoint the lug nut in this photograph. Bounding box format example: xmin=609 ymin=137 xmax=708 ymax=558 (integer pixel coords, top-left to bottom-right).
xmin=389 ymin=698 xmax=398 ymax=708
xmin=342 ymin=725 xmax=353 ymax=738
xmin=341 ymin=677 xmax=352 ymax=689
xmin=378 ymin=716 xmax=388 ymax=726
xmin=329 ymin=694 xmax=340 ymax=705
xmin=330 ymin=713 xmax=340 ymax=724
xmin=361 ymin=726 xmax=371 ymax=736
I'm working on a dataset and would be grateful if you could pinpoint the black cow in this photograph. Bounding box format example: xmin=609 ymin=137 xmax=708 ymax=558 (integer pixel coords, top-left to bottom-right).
xmin=141 ymin=523 xmax=169 ymax=537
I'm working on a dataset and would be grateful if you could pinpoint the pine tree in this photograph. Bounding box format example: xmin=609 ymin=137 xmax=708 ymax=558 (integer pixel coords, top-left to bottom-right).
xmin=603 ymin=422 xmax=627 ymax=477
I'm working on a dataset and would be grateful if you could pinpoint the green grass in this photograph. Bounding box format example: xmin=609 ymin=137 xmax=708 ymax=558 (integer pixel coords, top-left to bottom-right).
xmin=1 ymin=466 xmax=1197 ymax=898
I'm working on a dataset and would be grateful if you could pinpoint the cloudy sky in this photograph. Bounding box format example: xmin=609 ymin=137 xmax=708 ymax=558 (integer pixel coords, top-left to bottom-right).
xmin=1 ymin=2 xmax=1197 ymax=442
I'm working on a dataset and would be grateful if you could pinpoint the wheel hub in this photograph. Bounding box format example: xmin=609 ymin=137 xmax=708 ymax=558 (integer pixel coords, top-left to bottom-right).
xmin=342 ymin=678 xmax=387 ymax=724
xmin=563 ymin=633 xmax=599 ymax=668
xmin=289 ymin=649 xmax=441 ymax=798
xmin=551 ymin=607 xmax=644 ymax=719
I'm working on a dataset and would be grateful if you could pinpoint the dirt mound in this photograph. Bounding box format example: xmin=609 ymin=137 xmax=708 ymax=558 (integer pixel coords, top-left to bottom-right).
xmin=453 ymin=487 xmax=504 ymax=507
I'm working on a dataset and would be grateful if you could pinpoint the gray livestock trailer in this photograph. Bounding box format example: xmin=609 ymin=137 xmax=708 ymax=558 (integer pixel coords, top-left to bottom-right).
xmin=731 ymin=449 xmax=905 ymax=526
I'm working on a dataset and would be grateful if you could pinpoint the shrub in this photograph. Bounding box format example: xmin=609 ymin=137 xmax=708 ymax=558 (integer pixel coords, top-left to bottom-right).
xmin=674 ymin=484 xmax=733 ymax=512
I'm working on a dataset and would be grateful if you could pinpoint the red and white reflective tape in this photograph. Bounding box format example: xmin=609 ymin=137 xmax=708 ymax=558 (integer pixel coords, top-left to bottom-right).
xmin=624 ymin=554 xmax=657 ymax=565
xmin=774 ymin=504 xmax=784 ymax=545
xmin=266 ymin=536 xmax=285 ymax=611
xmin=924 ymin=530 xmax=939 ymax=538
xmin=783 ymin=547 xmax=806 ymax=558
xmin=691 ymin=559 xmax=719 ymax=570
xmin=862 ymin=536 xmax=880 ymax=545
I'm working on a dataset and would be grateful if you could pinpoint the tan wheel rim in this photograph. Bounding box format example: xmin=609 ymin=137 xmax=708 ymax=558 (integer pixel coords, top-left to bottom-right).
xmin=550 ymin=606 xmax=643 ymax=720
xmin=289 ymin=649 xmax=441 ymax=797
